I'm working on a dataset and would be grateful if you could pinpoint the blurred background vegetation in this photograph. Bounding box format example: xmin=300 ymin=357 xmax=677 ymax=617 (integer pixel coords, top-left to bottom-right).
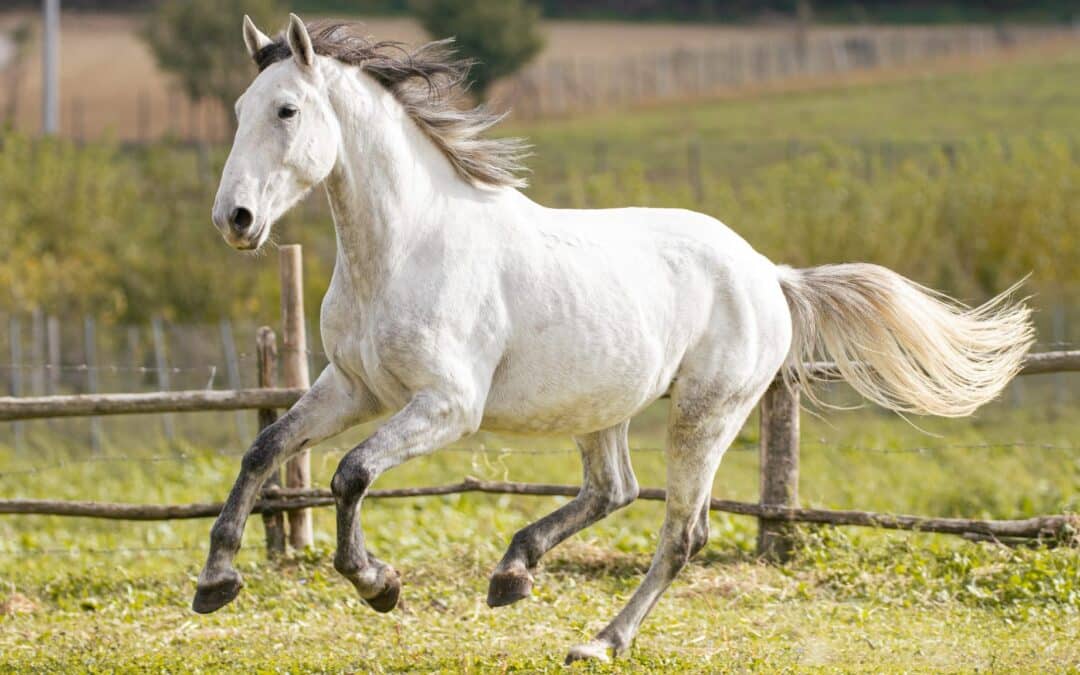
xmin=1 ymin=46 xmax=1077 ymax=323
xmin=0 ymin=4 xmax=1078 ymax=671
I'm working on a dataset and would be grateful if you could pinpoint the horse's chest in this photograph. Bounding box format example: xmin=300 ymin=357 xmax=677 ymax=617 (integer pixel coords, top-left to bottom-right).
xmin=319 ymin=290 xmax=402 ymax=410
xmin=323 ymin=323 xmax=409 ymax=411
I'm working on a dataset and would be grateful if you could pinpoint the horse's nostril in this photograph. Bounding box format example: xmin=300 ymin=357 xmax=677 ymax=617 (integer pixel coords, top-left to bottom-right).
xmin=230 ymin=207 xmax=254 ymax=232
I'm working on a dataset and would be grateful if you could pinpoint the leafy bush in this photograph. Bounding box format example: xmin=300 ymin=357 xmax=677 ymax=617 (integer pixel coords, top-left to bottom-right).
xmin=0 ymin=131 xmax=1075 ymax=322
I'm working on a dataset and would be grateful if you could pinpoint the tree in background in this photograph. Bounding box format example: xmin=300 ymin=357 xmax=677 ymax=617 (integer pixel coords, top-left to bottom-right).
xmin=410 ymin=0 xmax=545 ymax=101
xmin=141 ymin=0 xmax=283 ymax=131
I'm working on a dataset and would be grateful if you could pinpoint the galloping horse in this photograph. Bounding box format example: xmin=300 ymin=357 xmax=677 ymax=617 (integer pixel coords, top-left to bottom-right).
xmin=195 ymin=14 xmax=1033 ymax=663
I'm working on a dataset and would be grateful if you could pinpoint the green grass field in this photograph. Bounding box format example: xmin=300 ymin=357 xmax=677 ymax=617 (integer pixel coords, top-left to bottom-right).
xmin=1 ymin=47 xmax=1079 ymax=672
xmin=1 ymin=392 xmax=1078 ymax=671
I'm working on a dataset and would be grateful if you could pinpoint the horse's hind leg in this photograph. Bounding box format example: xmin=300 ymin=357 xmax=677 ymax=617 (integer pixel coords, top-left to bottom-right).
xmin=488 ymin=421 xmax=638 ymax=607
xmin=565 ymin=385 xmax=761 ymax=663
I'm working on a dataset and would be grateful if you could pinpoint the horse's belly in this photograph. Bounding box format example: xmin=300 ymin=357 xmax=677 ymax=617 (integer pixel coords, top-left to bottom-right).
xmin=479 ymin=334 xmax=678 ymax=435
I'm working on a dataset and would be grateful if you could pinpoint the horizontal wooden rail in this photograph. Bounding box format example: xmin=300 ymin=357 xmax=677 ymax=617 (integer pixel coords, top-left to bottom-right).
xmin=0 ymin=351 xmax=1075 ymax=423
xmin=0 ymin=478 xmax=1074 ymax=542
xmin=803 ymin=349 xmax=1080 ymax=379
xmin=0 ymin=388 xmax=306 ymax=422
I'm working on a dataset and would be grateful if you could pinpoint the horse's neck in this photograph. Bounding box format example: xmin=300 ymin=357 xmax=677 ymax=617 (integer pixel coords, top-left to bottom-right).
xmin=322 ymin=67 xmax=470 ymax=298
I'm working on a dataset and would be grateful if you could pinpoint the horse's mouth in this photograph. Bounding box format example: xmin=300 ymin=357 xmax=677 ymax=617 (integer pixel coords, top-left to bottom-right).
xmin=228 ymin=222 xmax=268 ymax=251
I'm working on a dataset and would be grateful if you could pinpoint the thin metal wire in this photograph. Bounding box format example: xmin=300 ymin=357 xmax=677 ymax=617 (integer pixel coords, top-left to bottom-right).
xmin=0 ymin=441 xmax=1074 ymax=480
xmin=0 ymin=363 xmax=219 ymax=375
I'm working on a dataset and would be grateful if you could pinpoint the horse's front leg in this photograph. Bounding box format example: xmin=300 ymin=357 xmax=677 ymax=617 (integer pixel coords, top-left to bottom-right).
xmin=330 ymin=389 xmax=479 ymax=612
xmin=193 ymin=368 xmax=380 ymax=613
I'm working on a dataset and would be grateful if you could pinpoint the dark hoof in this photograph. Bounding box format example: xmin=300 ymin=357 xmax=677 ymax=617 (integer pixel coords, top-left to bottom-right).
xmin=487 ymin=568 xmax=533 ymax=607
xmin=363 ymin=572 xmax=401 ymax=613
xmin=192 ymin=572 xmax=242 ymax=614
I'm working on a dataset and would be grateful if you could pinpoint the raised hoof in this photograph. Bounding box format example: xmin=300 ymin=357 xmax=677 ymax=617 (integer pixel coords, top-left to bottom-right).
xmin=486 ymin=568 xmax=533 ymax=607
xmin=565 ymin=641 xmax=612 ymax=665
xmin=192 ymin=571 xmax=243 ymax=614
xmin=362 ymin=572 xmax=401 ymax=613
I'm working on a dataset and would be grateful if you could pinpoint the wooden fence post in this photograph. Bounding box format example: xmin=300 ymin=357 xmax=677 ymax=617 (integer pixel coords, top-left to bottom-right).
xmin=256 ymin=326 xmax=286 ymax=558
xmin=280 ymin=245 xmax=313 ymax=549
xmin=756 ymin=380 xmax=800 ymax=562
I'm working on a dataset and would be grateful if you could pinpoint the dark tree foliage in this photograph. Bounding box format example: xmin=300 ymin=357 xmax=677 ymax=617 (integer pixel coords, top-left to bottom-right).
xmin=140 ymin=0 xmax=284 ymax=128
xmin=409 ymin=0 xmax=545 ymax=100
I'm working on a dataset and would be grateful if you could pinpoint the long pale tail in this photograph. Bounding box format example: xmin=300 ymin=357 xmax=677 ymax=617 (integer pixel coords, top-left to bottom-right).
xmin=776 ymin=263 xmax=1034 ymax=417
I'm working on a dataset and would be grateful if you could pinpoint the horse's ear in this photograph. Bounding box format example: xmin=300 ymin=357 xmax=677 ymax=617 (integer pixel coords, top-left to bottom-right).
xmin=286 ymin=13 xmax=315 ymax=67
xmin=242 ymin=15 xmax=272 ymax=62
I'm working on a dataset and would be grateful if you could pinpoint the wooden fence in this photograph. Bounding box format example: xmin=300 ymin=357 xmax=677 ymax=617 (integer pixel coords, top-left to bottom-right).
xmin=496 ymin=24 xmax=1080 ymax=118
xmin=0 ymin=245 xmax=1078 ymax=559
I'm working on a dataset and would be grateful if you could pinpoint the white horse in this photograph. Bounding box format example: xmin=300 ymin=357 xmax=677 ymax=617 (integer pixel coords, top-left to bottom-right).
xmin=196 ymin=15 xmax=1033 ymax=663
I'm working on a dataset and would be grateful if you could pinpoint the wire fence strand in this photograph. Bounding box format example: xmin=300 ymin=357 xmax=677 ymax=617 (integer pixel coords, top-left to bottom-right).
xmin=0 ymin=441 xmax=1075 ymax=480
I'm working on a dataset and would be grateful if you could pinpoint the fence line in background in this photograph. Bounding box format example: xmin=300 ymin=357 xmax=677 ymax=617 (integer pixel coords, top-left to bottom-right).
xmin=1 ymin=441 xmax=1078 ymax=482
xmin=0 ymin=244 xmax=1076 ymax=560
xmin=1 ymin=350 xmax=1075 ymax=422
xmin=506 ymin=25 xmax=1079 ymax=118
xmin=8 ymin=25 xmax=1077 ymax=143
xmin=0 ymin=477 xmax=1073 ymax=547
xmin=0 ymin=350 xmax=1077 ymax=557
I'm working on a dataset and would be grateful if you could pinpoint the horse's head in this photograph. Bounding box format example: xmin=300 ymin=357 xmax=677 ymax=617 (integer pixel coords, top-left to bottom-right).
xmin=212 ymin=14 xmax=340 ymax=251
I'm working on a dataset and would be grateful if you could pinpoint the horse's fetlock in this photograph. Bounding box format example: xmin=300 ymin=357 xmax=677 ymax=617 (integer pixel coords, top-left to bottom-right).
xmin=507 ymin=530 xmax=539 ymax=565
xmin=333 ymin=553 xmax=361 ymax=577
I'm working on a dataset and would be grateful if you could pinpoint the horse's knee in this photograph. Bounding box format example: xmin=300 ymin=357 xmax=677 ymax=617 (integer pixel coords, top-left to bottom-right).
xmin=331 ymin=460 xmax=374 ymax=500
xmin=613 ymin=476 xmax=640 ymax=510
xmin=595 ymin=488 xmax=634 ymax=518
xmin=590 ymin=472 xmax=639 ymax=515
xmin=240 ymin=425 xmax=286 ymax=475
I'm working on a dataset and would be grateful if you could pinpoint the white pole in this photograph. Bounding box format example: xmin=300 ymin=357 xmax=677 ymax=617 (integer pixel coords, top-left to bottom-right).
xmin=42 ymin=0 xmax=60 ymax=135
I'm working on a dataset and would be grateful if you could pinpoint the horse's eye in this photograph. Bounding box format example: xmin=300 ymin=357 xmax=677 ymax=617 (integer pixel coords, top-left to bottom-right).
xmin=278 ymin=105 xmax=298 ymax=120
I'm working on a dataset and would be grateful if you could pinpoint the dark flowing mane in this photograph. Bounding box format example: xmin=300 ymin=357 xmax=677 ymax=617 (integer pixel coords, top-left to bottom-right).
xmin=256 ymin=21 xmax=529 ymax=189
